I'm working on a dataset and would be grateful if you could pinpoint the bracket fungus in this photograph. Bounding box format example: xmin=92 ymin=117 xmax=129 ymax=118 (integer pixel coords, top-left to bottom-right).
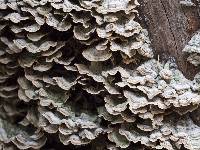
xmin=0 ymin=0 xmax=200 ymax=149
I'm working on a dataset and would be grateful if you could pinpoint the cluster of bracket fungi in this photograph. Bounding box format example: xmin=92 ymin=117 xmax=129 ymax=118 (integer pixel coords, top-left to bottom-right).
xmin=0 ymin=0 xmax=200 ymax=150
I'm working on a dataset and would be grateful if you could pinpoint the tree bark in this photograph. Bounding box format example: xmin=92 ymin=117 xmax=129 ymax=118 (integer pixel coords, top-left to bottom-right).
xmin=139 ymin=0 xmax=200 ymax=79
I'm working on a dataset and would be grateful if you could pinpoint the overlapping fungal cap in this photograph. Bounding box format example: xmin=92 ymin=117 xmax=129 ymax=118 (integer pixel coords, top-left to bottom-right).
xmin=73 ymin=56 xmax=200 ymax=149
xmin=1 ymin=0 xmax=200 ymax=149
xmin=0 ymin=36 xmax=25 ymax=124
xmin=182 ymin=30 xmax=200 ymax=104
xmin=1 ymin=0 xmax=153 ymax=63
xmin=16 ymin=65 xmax=105 ymax=146
xmin=183 ymin=30 xmax=200 ymax=66
xmin=78 ymin=0 xmax=153 ymax=63
xmin=108 ymin=114 xmax=200 ymax=150
xmin=17 ymin=69 xmax=78 ymax=106
xmin=0 ymin=118 xmax=46 ymax=149
xmin=0 ymin=37 xmax=19 ymax=85
xmin=39 ymin=107 xmax=104 ymax=146
xmin=19 ymin=95 xmax=105 ymax=146
xmin=97 ymin=59 xmax=200 ymax=128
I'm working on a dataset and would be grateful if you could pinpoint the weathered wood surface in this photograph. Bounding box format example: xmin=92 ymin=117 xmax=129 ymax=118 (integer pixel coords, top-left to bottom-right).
xmin=139 ymin=0 xmax=200 ymax=79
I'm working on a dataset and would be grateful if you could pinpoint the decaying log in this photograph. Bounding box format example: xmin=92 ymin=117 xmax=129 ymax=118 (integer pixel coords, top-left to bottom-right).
xmin=139 ymin=0 xmax=200 ymax=79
